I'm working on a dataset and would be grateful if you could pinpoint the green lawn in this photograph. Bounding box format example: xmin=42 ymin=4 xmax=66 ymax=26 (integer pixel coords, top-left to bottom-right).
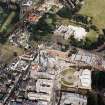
xmin=79 ymin=0 xmax=105 ymax=29
xmin=0 ymin=11 xmax=16 ymax=33
xmin=0 ymin=8 xmax=8 ymax=25
xmin=86 ymin=30 xmax=98 ymax=42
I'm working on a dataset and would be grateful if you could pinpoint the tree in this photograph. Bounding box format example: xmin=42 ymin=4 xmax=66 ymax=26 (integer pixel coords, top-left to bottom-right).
xmin=83 ymin=37 xmax=92 ymax=49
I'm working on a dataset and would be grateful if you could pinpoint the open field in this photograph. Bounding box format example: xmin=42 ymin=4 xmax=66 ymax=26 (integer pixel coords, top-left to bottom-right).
xmin=0 ymin=43 xmax=24 ymax=64
xmin=79 ymin=0 xmax=105 ymax=29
